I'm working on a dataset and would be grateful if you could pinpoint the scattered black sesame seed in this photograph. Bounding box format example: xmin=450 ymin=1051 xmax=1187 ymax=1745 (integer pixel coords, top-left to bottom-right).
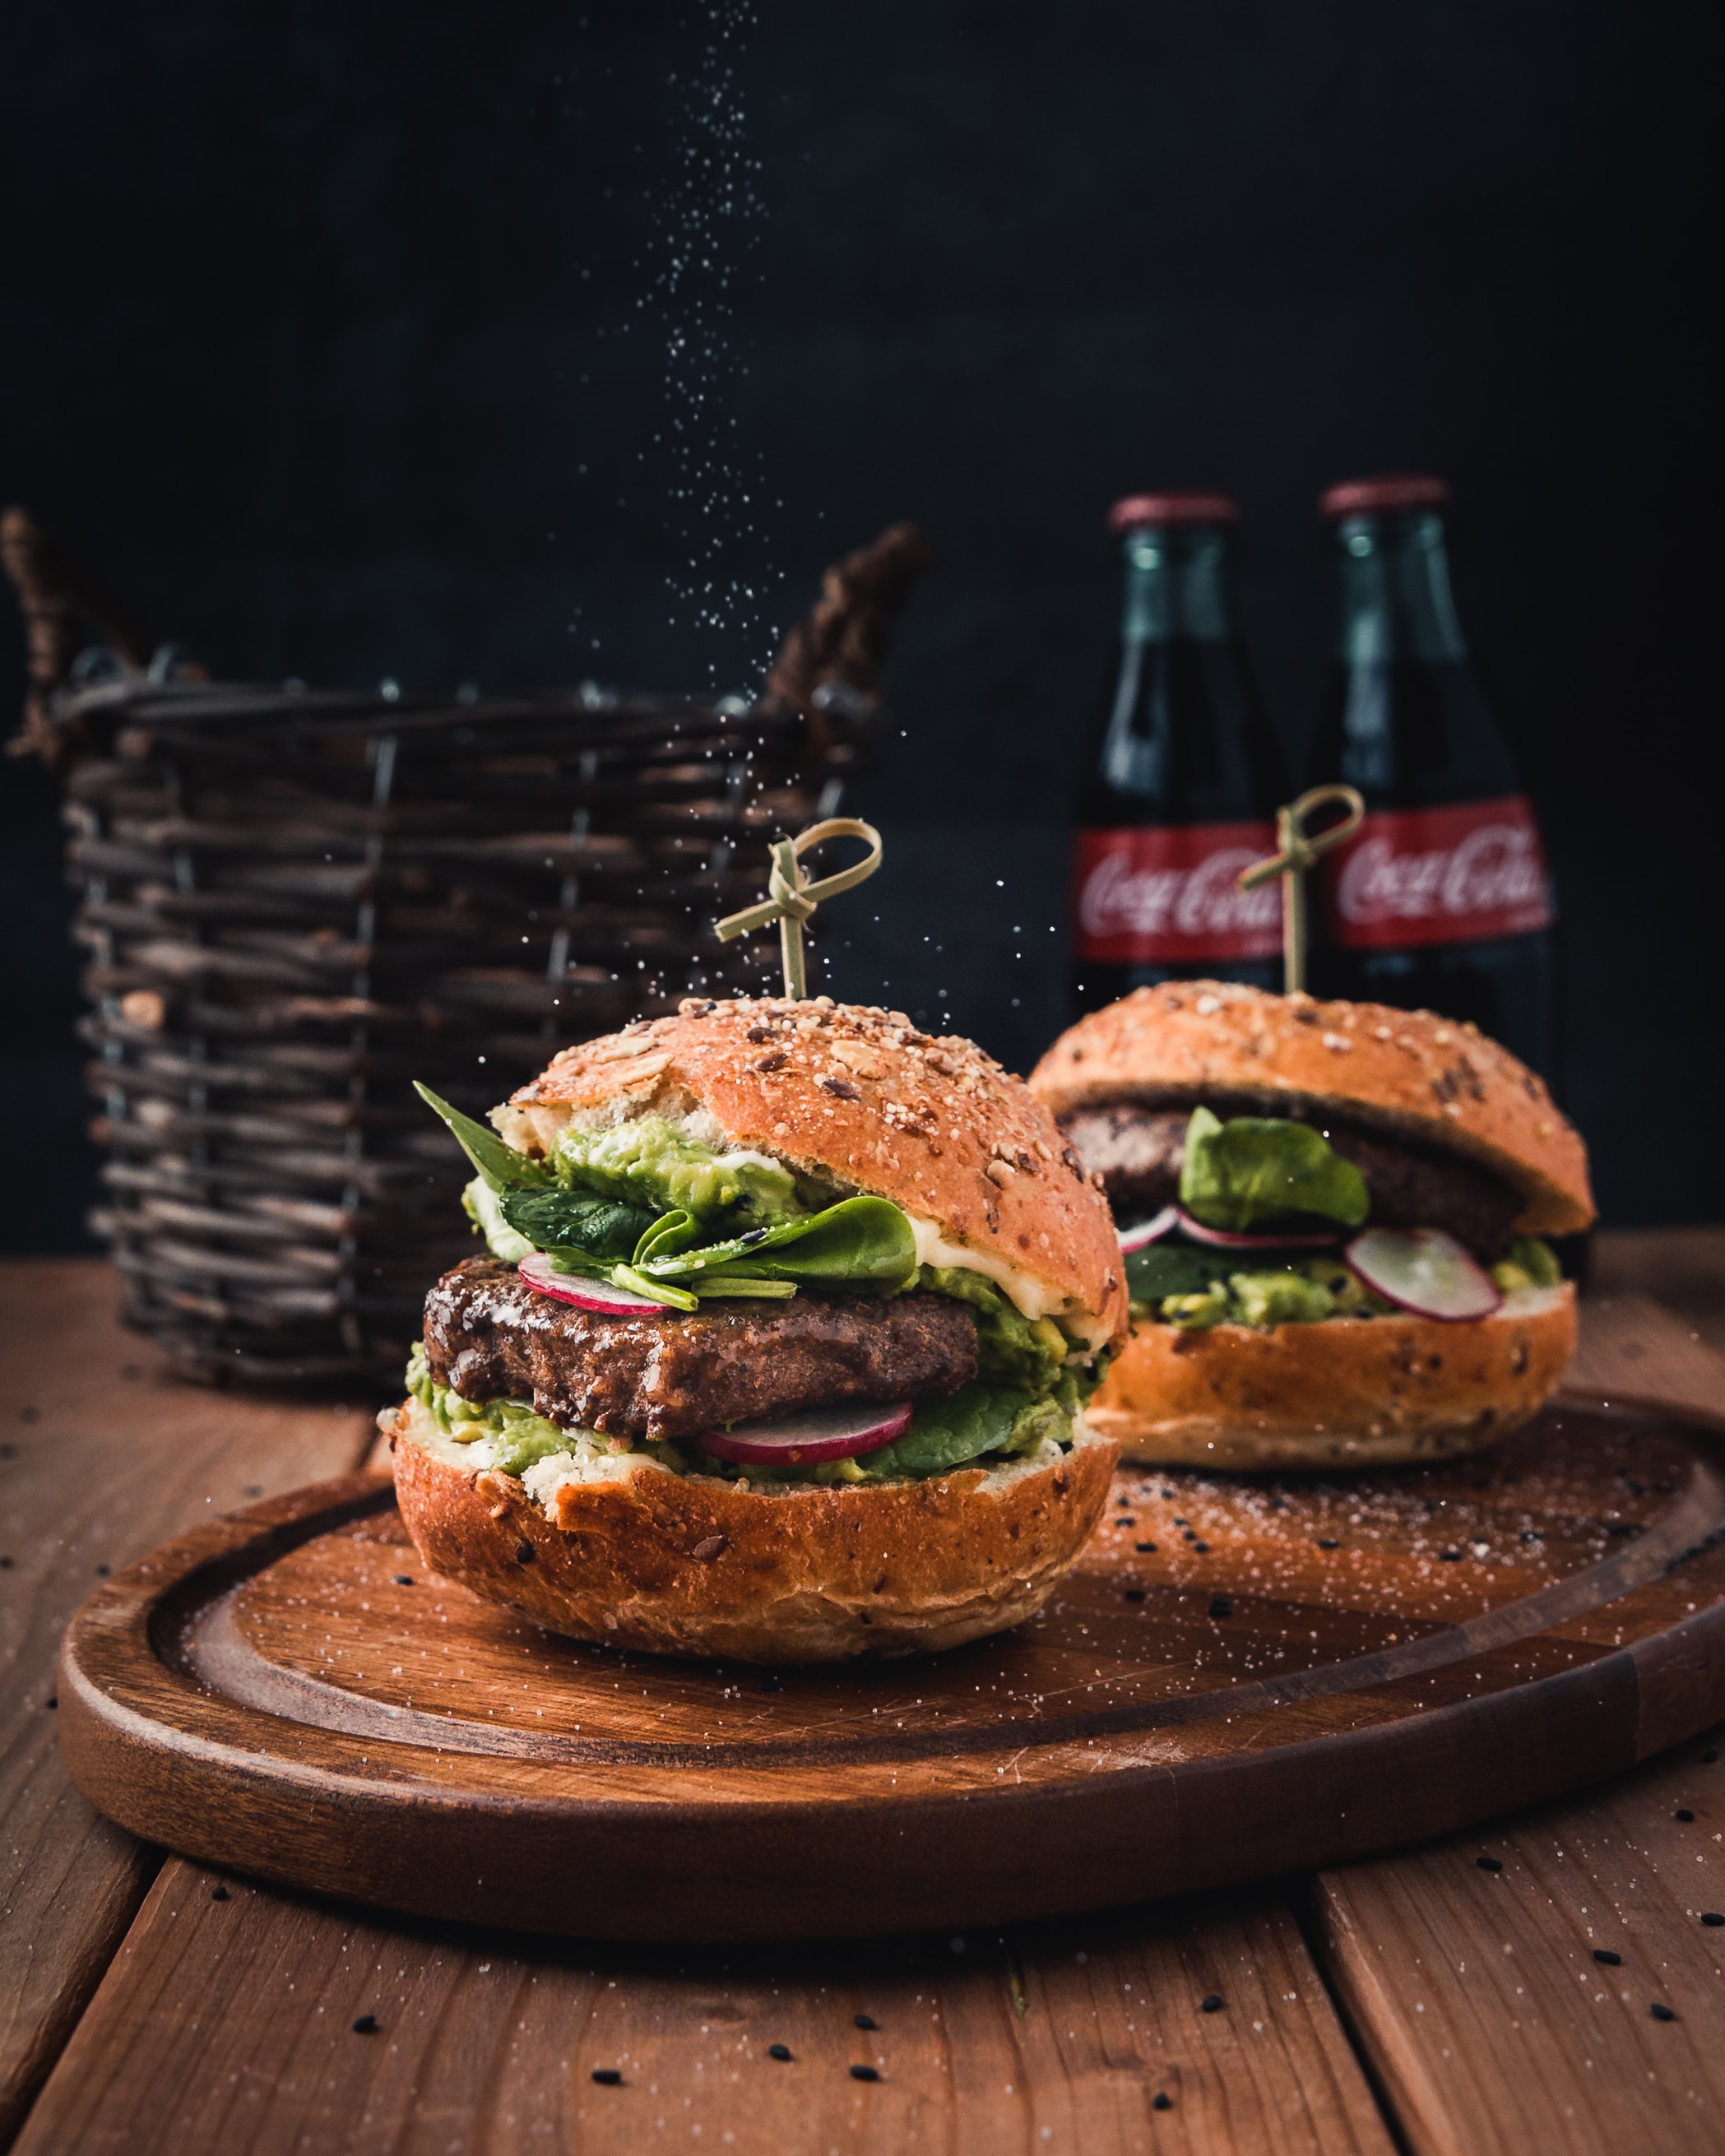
xmin=1136 ymin=1542 xmax=1157 ymax=1553
xmin=1152 ymin=2092 xmax=1173 ymax=2110
xmin=1 ymin=1556 xmax=13 ymax=1568
xmin=850 ymin=2064 xmax=880 ymax=2082
xmin=1607 ymin=1523 xmax=1633 ymax=1537
xmin=1440 ymin=1549 xmax=1463 ymax=1562
xmin=1115 ymin=1517 xmax=1135 ymax=1528
xmin=20 ymin=1407 xmax=39 ymax=1424
xmin=1194 ymin=1540 xmax=1211 ymax=1552
xmin=1199 ymin=1994 xmax=1223 ymax=2014
xmin=1700 ymin=1913 xmax=1723 ymax=1927
xmin=1317 ymin=1538 xmax=1339 ymax=1551
xmin=1476 ymin=1856 xmax=1503 ymax=1873
xmin=1208 ymin=1596 xmax=1233 ymax=1619
xmin=854 ymin=2014 xmax=877 ymax=2030
xmin=1162 ymin=1489 xmax=1175 ymax=1500
xmin=393 ymin=1574 xmax=414 ymax=1586
xmin=243 ymin=1485 xmax=262 ymax=1498
xmin=1650 ymin=2002 xmax=1676 ymax=2022
xmin=1593 ymin=1949 xmax=1621 ymax=1965
xmin=591 ymin=2066 xmax=623 ymax=2084
xmin=44 ymin=1696 xmax=56 ymax=1711
xmin=514 ymin=1540 xmax=534 ymax=1565
xmin=1125 ymin=1589 xmax=1146 ymax=1603
xmin=95 ymin=1563 xmax=109 ymax=1576
xmin=351 ymin=2015 xmax=378 ymax=2034
xmin=768 ymin=2042 xmax=792 ymax=2061
xmin=211 ymin=1885 xmax=228 ymax=1902
xmin=1182 ymin=1530 xmax=1196 ymax=1542
xmin=1173 ymin=1518 xmax=1187 ymax=1528
xmin=1676 ymin=1809 xmax=1695 ymax=1822
xmin=1625 ymin=1479 xmax=1645 ymax=1497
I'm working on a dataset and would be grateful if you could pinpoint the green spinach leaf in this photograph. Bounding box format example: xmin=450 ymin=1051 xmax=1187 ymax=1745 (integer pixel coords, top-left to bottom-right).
xmin=1179 ymin=1106 xmax=1369 ymax=1232
xmin=496 ymin=1185 xmax=658 ymax=1262
xmin=641 ymin=1194 xmax=918 ymax=1291
xmin=415 ymin=1083 xmax=549 ymax=1191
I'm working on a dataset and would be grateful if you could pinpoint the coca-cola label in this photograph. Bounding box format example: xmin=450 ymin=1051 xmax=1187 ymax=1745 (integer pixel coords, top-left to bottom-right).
xmin=1072 ymin=822 xmax=1282 ymax=962
xmin=1321 ymin=795 xmax=1554 ymax=949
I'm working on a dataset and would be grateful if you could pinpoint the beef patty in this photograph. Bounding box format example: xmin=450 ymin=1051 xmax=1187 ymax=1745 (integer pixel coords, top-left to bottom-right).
xmin=1062 ymin=1103 xmax=1522 ymax=1257
xmin=424 ymin=1259 xmax=980 ymax=1444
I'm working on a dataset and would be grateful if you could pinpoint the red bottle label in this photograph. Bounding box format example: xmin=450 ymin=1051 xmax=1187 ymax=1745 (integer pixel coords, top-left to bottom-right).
xmin=1321 ymin=795 xmax=1554 ymax=949
xmin=1072 ymin=821 xmax=1282 ymax=962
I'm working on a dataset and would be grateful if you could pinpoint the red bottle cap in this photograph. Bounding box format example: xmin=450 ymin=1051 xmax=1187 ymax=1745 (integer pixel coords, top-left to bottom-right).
xmin=1319 ymin=473 xmax=1450 ymax=519
xmin=1108 ymin=492 xmax=1239 ymax=532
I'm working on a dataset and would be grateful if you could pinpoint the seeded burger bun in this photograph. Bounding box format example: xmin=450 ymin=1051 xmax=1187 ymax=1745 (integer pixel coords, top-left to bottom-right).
xmin=391 ymin=1401 xmax=1115 ymax=1662
xmin=1029 ymin=982 xmax=1594 ymax=1470
xmin=392 ymin=996 xmax=1126 ymax=1662
xmin=500 ymin=996 xmax=1127 ymax=1336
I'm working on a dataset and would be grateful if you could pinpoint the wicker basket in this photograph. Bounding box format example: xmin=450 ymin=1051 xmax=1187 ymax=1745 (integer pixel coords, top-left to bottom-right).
xmin=7 ymin=515 xmax=930 ymax=1389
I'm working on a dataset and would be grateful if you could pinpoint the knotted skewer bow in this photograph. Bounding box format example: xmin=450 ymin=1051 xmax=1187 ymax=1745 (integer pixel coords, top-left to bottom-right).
xmin=1237 ymin=785 xmax=1366 ymax=995
xmin=715 ymin=818 xmax=883 ymax=999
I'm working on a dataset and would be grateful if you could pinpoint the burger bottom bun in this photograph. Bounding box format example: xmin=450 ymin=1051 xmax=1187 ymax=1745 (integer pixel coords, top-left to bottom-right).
xmin=387 ymin=1400 xmax=1117 ymax=1663
xmin=1087 ymin=1282 xmax=1577 ymax=1471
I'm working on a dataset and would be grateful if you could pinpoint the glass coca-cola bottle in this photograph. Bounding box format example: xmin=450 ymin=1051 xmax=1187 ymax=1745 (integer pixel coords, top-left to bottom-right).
xmin=1070 ymin=492 xmax=1289 ymax=1013
xmin=1305 ymin=474 xmax=1556 ymax=1073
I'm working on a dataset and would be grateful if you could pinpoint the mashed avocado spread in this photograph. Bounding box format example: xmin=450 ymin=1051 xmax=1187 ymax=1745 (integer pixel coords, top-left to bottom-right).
xmin=1122 ymin=1108 xmax=1561 ymax=1330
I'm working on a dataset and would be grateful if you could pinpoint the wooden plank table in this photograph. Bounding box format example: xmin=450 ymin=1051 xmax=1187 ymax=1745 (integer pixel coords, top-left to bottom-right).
xmin=2 ymin=1240 xmax=1723 ymax=2155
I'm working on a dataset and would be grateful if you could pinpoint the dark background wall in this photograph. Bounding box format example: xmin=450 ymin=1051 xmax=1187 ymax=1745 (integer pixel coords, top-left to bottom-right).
xmin=2 ymin=0 xmax=1721 ymax=1250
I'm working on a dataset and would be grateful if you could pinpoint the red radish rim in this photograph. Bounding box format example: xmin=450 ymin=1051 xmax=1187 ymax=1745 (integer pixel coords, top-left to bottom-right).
xmin=1118 ymin=1206 xmax=1179 ymax=1253
xmin=696 ymin=1400 xmax=913 ymax=1467
xmin=1173 ymin=1207 xmax=1342 ymax=1251
xmin=518 ymin=1252 xmax=673 ymax=1315
xmin=1343 ymin=1226 xmax=1504 ymax=1323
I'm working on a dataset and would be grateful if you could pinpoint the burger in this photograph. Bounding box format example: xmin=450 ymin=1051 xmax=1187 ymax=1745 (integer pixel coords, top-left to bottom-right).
xmin=1028 ymin=982 xmax=1593 ymax=1469
xmin=383 ymin=995 xmax=1127 ymax=1662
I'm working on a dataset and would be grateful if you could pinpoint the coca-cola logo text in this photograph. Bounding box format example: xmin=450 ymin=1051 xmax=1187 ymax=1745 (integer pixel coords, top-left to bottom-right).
xmin=1323 ymin=797 xmax=1554 ymax=951
xmin=1069 ymin=821 xmax=1283 ymax=962
xmin=1080 ymin=848 xmax=1279 ymax=944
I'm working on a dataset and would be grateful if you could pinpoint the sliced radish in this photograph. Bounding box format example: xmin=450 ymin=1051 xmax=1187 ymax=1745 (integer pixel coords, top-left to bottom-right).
xmin=1118 ymin=1206 xmax=1179 ymax=1253
xmin=1173 ymin=1207 xmax=1342 ymax=1250
xmin=518 ymin=1253 xmax=675 ymax=1316
xmin=1344 ymin=1226 xmax=1504 ymax=1322
xmin=696 ymin=1399 xmax=912 ymax=1467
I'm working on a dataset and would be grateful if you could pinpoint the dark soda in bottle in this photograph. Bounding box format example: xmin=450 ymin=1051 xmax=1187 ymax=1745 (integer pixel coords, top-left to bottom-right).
xmin=1070 ymin=493 xmax=1289 ymax=1013
xmin=1305 ymin=474 xmax=1556 ymax=1073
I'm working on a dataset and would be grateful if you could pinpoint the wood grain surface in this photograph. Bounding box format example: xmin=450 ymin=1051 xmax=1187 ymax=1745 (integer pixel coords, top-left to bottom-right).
xmin=10 ymin=1860 xmax=1395 ymax=2156
xmin=6 ymin=1243 xmax=1725 ymax=2156
xmin=1589 ymin=1230 xmax=1725 ymax=1361
xmin=0 ymin=1260 xmax=373 ymax=2143
xmin=55 ymin=1401 xmax=1725 ymax=1939
xmin=1562 ymin=1289 xmax=1725 ymax=1431
xmin=1310 ymin=1718 xmax=1725 ymax=2156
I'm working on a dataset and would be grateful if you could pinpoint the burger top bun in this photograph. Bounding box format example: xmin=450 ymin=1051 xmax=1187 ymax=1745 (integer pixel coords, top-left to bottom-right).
xmin=503 ymin=996 xmax=1128 ymax=1342
xmin=1028 ymin=981 xmax=1593 ymax=1239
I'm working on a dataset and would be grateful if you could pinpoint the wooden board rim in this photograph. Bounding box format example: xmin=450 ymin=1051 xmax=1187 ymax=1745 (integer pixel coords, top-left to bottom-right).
xmin=58 ymin=1416 xmax=1725 ymax=1940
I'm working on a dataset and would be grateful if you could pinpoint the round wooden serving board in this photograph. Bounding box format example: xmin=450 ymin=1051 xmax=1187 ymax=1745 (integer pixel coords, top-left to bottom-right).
xmin=59 ymin=1402 xmax=1725 ymax=1941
